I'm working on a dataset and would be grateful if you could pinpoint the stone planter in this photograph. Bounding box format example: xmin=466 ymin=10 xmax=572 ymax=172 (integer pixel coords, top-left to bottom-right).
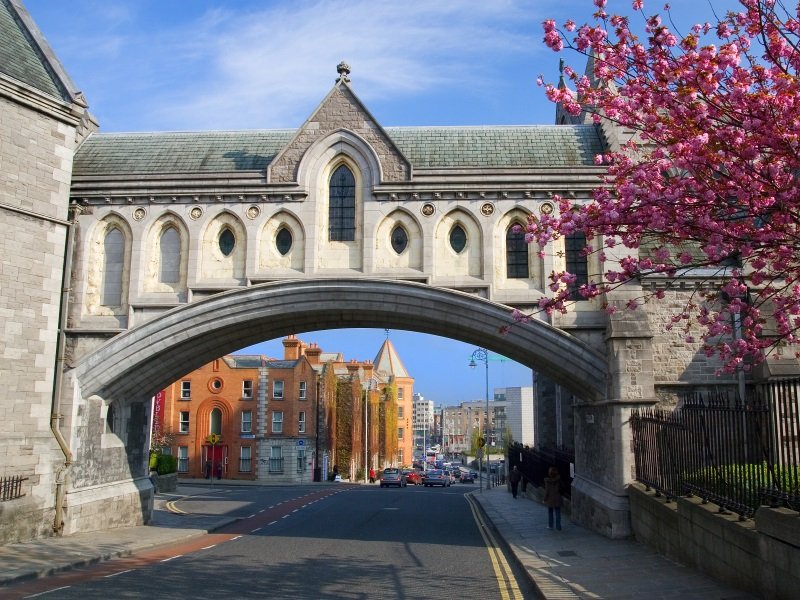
xmin=150 ymin=471 xmax=177 ymax=493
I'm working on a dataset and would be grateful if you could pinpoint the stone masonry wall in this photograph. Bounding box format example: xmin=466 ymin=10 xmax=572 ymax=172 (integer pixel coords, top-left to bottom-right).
xmin=0 ymin=95 xmax=75 ymax=543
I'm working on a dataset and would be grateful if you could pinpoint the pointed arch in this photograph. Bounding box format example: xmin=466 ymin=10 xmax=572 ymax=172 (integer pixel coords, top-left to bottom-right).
xmin=434 ymin=209 xmax=482 ymax=279
xmin=85 ymin=213 xmax=132 ymax=320
xmin=495 ymin=208 xmax=544 ymax=295
xmin=259 ymin=209 xmax=306 ymax=273
xmin=374 ymin=208 xmax=423 ymax=272
xmin=200 ymin=210 xmax=247 ymax=282
xmin=143 ymin=212 xmax=189 ymax=297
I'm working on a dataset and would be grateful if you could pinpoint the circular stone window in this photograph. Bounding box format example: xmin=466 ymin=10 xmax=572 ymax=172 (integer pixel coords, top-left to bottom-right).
xmin=208 ymin=377 xmax=224 ymax=393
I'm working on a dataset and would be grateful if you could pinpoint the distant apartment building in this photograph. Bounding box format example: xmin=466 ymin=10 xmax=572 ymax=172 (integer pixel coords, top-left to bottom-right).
xmin=441 ymin=386 xmax=534 ymax=454
xmin=412 ymin=393 xmax=434 ymax=435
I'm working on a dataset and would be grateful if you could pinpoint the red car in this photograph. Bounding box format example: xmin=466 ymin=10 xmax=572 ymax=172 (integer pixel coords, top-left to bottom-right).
xmin=403 ymin=469 xmax=423 ymax=485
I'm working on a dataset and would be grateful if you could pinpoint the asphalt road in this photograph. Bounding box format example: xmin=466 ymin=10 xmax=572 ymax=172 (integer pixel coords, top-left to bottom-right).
xmin=11 ymin=484 xmax=535 ymax=599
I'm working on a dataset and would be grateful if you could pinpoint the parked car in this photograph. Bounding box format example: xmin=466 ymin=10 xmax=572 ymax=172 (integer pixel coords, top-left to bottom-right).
xmin=460 ymin=471 xmax=475 ymax=483
xmin=403 ymin=469 xmax=423 ymax=485
xmin=422 ymin=469 xmax=448 ymax=487
xmin=380 ymin=468 xmax=407 ymax=488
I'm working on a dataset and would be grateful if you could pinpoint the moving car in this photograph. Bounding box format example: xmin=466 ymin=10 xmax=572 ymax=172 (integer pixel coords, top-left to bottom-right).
xmin=403 ymin=469 xmax=423 ymax=485
xmin=380 ymin=467 xmax=407 ymax=488
xmin=460 ymin=471 xmax=475 ymax=483
xmin=422 ymin=469 xmax=448 ymax=487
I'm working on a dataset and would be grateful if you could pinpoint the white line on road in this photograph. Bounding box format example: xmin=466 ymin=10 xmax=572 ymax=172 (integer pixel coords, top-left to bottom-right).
xmin=282 ymin=514 xmax=290 ymax=519
xmin=231 ymin=535 xmax=243 ymax=540
xmin=24 ymin=587 xmax=71 ymax=598
xmin=201 ymin=545 xmax=217 ymax=550
xmin=160 ymin=555 xmax=183 ymax=562
xmin=104 ymin=569 xmax=135 ymax=578
xmin=251 ymin=527 xmax=262 ymax=533
xmin=269 ymin=521 xmax=277 ymax=525
xmin=247 ymin=514 xmax=256 ymax=518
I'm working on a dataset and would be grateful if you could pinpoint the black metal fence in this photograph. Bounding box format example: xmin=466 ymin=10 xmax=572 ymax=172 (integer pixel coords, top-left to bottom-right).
xmin=507 ymin=443 xmax=573 ymax=499
xmin=631 ymin=380 xmax=800 ymax=518
xmin=1 ymin=475 xmax=28 ymax=501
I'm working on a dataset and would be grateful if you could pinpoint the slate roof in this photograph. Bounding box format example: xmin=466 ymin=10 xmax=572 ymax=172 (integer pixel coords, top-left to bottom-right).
xmin=373 ymin=339 xmax=411 ymax=379
xmin=0 ymin=0 xmax=69 ymax=100
xmin=72 ymin=125 xmax=604 ymax=176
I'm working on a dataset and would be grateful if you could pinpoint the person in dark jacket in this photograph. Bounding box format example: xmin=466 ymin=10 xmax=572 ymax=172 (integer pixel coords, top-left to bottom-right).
xmin=509 ymin=466 xmax=522 ymax=498
xmin=543 ymin=466 xmax=563 ymax=530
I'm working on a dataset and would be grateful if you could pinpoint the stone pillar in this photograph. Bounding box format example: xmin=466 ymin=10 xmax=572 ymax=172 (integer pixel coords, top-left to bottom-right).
xmin=571 ymin=283 xmax=657 ymax=538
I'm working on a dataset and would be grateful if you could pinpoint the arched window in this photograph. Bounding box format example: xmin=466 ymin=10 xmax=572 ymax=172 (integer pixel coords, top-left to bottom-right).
xmin=276 ymin=227 xmax=293 ymax=255
xmin=210 ymin=408 xmax=222 ymax=435
xmin=565 ymin=232 xmax=589 ymax=300
xmin=390 ymin=225 xmax=408 ymax=254
xmin=329 ymin=165 xmax=355 ymax=241
xmin=102 ymin=227 xmax=124 ymax=306
xmin=159 ymin=226 xmax=180 ymax=283
xmin=449 ymin=225 xmax=467 ymax=254
xmin=219 ymin=228 xmax=235 ymax=256
xmin=506 ymin=224 xmax=528 ymax=279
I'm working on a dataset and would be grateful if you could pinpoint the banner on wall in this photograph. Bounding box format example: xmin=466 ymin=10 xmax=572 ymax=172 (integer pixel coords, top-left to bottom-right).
xmin=152 ymin=390 xmax=166 ymax=440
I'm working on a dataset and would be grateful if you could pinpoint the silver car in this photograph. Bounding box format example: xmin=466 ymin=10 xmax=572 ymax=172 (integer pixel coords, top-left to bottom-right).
xmin=380 ymin=467 xmax=407 ymax=488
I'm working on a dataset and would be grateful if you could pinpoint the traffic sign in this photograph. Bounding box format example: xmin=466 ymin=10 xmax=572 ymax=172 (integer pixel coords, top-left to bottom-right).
xmin=206 ymin=434 xmax=220 ymax=445
xmin=477 ymin=437 xmax=486 ymax=448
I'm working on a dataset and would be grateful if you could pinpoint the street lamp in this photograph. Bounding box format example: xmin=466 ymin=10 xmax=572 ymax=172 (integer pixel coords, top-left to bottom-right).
xmin=469 ymin=347 xmax=490 ymax=492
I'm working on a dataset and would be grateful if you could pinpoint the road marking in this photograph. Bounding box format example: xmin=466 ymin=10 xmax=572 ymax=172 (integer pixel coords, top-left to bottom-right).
xmin=251 ymin=527 xmax=262 ymax=533
xmin=292 ymin=509 xmax=299 ymax=513
xmin=201 ymin=544 xmax=217 ymax=550
xmin=282 ymin=514 xmax=290 ymax=519
xmin=165 ymin=499 xmax=187 ymax=514
xmin=160 ymin=555 xmax=182 ymax=562
xmin=259 ymin=509 xmax=266 ymax=513
xmin=466 ymin=494 xmax=524 ymax=600
xmin=269 ymin=521 xmax=277 ymax=525
xmin=24 ymin=587 xmax=71 ymax=598
xmin=231 ymin=535 xmax=243 ymax=540
xmin=104 ymin=569 xmax=135 ymax=578
xmin=247 ymin=513 xmax=256 ymax=518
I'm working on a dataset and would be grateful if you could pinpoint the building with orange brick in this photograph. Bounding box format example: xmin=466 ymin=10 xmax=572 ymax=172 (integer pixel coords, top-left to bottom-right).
xmin=154 ymin=335 xmax=414 ymax=483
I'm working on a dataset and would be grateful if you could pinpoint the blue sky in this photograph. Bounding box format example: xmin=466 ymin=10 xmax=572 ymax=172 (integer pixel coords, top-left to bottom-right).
xmin=23 ymin=0 xmax=741 ymax=403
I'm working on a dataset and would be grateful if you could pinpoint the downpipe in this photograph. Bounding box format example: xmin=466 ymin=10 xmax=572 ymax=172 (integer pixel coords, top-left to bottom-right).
xmin=50 ymin=205 xmax=78 ymax=534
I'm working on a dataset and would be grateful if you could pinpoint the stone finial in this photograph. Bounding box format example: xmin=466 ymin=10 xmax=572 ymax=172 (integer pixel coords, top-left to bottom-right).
xmin=336 ymin=61 xmax=351 ymax=83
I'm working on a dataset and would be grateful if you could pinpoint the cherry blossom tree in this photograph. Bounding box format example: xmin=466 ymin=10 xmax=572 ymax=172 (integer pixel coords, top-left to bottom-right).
xmin=532 ymin=0 xmax=800 ymax=373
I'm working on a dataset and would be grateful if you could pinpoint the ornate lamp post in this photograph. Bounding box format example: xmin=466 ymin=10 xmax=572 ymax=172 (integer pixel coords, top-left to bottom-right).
xmin=469 ymin=348 xmax=490 ymax=492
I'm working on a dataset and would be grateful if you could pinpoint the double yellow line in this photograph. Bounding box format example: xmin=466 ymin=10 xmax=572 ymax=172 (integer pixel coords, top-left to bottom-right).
xmin=165 ymin=498 xmax=187 ymax=515
xmin=466 ymin=493 xmax=524 ymax=600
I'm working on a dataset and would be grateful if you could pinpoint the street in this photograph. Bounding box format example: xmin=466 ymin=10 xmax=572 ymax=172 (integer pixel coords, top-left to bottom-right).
xmin=7 ymin=484 xmax=533 ymax=599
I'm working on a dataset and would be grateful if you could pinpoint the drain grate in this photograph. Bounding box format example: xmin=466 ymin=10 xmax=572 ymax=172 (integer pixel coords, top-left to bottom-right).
xmin=557 ymin=550 xmax=578 ymax=557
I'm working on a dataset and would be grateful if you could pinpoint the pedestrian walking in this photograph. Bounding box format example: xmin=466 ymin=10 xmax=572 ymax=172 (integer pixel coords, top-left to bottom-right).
xmin=543 ymin=466 xmax=563 ymax=530
xmin=509 ymin=465 xmax=522 ymax=498
xmin=369 ymin=467 xmax=376 ymax=484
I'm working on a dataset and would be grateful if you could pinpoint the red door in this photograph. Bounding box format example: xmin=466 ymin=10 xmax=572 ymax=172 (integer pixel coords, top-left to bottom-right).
xmin=203 ymin=444 xmax=228 ymax=479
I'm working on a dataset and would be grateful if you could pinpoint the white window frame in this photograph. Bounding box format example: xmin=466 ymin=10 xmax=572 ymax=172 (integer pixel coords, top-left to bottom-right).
xmin=180 ymin=381 xmax=191 ymax=399
xmin=298 ymin=411 xmax=306 ymax=434
xmin=242 ymin=380 xmax=253 ymax=399
xmin=241 ymin=410 xmax=252 ymax=434
xmin=299 ymin=381 xmax=307 ymax=399
xmin=179 ymin=411 xmax=190 ymax=433
xmin=239 ymin=446 xmax=252 ymax=472
xmin=272 ymin=411 xmax=283 ymax=433
xmin=273 ymin=380 xmax=284 ymax=399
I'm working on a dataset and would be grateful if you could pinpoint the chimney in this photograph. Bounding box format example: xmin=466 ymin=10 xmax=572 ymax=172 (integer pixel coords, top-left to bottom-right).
xmin=305 ymin=343 xmax=322 ymax=365
xmin=362 ymin=360 xmax=374 ymax=382
xmin=283 ymin=335 xmax=301 ymax=360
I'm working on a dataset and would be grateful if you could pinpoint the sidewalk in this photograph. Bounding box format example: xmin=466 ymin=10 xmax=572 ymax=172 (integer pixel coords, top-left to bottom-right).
xmin=470 ymin=486 xmax=756 ymax=599
xmin=0 ymin=480 xmax=755 ymax=598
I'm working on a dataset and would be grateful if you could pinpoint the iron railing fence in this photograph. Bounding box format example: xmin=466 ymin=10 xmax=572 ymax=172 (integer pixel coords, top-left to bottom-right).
xmin=631 ymin=381 xmax=800 ymax=518
xmin=1 ymin=475 xmax=28 ymax=501
xmin=508 ymin=443 xmax=573 ymax=499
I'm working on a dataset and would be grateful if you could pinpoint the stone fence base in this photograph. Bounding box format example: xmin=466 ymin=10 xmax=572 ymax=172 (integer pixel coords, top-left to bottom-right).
xmin=629 ymin=483 xmax=799 ymax=600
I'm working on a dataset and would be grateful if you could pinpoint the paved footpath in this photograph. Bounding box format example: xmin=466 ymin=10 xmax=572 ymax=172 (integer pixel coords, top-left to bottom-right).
xmin=0 ymin=480 xmax=756 ymax=599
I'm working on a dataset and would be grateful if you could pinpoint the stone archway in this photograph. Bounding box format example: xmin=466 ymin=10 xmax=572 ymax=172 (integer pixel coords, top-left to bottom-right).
xmin=75 ymin=278 xmax=607 ymax=403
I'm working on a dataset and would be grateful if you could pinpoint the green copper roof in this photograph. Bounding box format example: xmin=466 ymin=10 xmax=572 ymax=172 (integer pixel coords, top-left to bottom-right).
xmin=73 ymin=125 xmax=604 ymax=176
xmin=0 ymin=0 xmax=68 ymax=100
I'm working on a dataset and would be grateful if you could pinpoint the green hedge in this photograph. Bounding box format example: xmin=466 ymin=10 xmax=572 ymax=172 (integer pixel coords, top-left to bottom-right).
xmin=154 ymin=454 xmax=177 ymax=475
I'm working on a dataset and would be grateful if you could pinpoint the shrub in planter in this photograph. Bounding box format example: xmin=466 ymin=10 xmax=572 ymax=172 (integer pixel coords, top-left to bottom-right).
xmin=156 ymin=454 xmax=178 ymax=475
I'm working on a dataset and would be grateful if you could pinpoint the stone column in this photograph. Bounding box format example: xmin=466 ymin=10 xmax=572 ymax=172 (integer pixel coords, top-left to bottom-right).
xmin=570 ymin=282 xmax=657 ymax=538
